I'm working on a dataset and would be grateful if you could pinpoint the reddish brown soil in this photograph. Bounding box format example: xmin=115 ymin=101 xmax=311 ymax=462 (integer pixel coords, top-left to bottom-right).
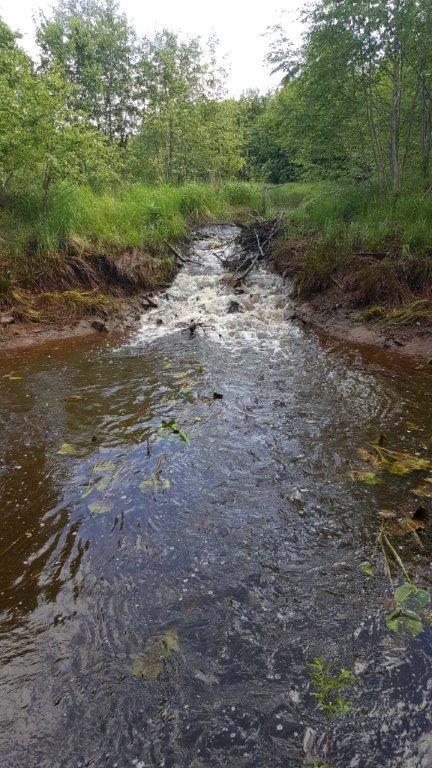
xmin=0 ymin=294 xmax=149 ymax=351
xmin=271 ymin=242 xmax=432 ymax=361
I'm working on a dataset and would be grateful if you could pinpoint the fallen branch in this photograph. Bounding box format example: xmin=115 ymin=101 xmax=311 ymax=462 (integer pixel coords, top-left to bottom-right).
xmin=254 ymin=229 xmax=265 ymax=260
xmin=166 ymin=241 xmax=188 ymax=264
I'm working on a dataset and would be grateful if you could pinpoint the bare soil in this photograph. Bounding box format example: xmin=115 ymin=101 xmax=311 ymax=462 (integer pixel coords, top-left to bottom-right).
xmin=271 ymin=239 xmax=432 ymax=361
xmin=0 ymin=293 xmax=153 ymax=350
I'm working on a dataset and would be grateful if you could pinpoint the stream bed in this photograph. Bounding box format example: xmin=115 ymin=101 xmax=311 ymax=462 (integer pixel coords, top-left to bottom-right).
xmin=1 ymin=226 xmax=432 ymax=767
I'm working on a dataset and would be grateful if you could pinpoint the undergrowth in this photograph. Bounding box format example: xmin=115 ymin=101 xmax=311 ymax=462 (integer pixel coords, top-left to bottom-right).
xmin=0 ymin=181 xmax=260 ymax=301
xmin=268 ymin=183 xmax=432 ymax=316
xmin=3 ymin=289 xmax=120 ymax=323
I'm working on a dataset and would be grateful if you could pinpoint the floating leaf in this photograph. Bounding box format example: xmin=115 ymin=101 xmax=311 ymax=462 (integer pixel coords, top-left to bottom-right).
xmin=131 ymin=628 xmax=180 ymax=679
xmin=58 ymin=442 xmax=77 ymax=456
xmin=92 ymin=460 xmax=116 ymax=474
xmin=394 ymin=582 xmax=417 ymax=604
xmin=351 ymin=469 xmax=381 ymax=485
xmin=385 ymin=607 xmax=423 ymax=637
xmin=357 ymin=448 xmax=382 ymax=467
xmin=411 ymin=480 xmax=432 ymax=498
xmin=378 ymin=509 xmax=397 ymax=519
xmin=96 ymin=476 xmax=111 ymax=492
xmin=194 ymin=670 xmax=219 ymax=685
xmin=386 ymin=582 xmax=431 ymax=636
xmin=161 ymin=419 xmax=189 ymax=443
xmin=88 ymin=500 xmax=112 ymax=516
xmin=385 ymin=451 xmax=429 ymax=474
xmin=139 ymin=477 xmax=171 ymax=492
xmin=2 ymin=372 xmax=22 ymax=381
xmin=395 ymin=582 xmax=430 ymax=611
xmin=360 ymin=561 xmax=374 ymax=577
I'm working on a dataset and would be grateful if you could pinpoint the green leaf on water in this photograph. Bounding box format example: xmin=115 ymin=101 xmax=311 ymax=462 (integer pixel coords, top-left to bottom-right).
xmin=394 ymin=583 xmax=416 ymax=604
xmin=386 ymin=583 xmax=430 ymax=636
xmin=352 ymin=469 xmax=381 ymax=485
xmin=384 ymin=451 xmax=430 ymax=475
xmin=360 ymin=561 xmax=374 ymax=577
xmin=395 ymin=582 xmax=417 ymax=604
xmin=88 ymin=500 xmax=112 ymax=516
xmin=58 ymin=442 xmax=77 ymax=456
xmin=131 ymin=628 xmax=180 ymax=679
xmin=92 ymin=460 xmax=116 ymax=474
xmin=139 ymin=477 xmax=171 ymax=492
xmin=96 ymin=476 xmax=111 ymax=492
xmin=161 ymin=419 xmax=189 ymax=443
xmin=385 ymin=607 xmax=423 ymax=637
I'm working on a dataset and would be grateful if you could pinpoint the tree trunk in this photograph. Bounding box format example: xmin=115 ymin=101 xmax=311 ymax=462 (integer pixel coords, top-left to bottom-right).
xmin=420 ymin=79 xmax=431 ymax=187
xmin=389 ymin=0 xmax=402 ymax=195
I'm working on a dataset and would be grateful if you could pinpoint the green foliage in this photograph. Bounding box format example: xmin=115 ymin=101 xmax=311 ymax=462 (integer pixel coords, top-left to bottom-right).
xmin=385 ymin=582 xmax=431 ymax=637
xmin=309 ymin=658 xmax=356 ymax=718
xmin=127 ymin=31 xmax=244 ymax=184
xmin=260 ymin=0 xmax=432 ymax=190
xmin=37 ymin=0 xmax=138 ymax=144
xmin=0 ymin=181 xmax=257 ymax=269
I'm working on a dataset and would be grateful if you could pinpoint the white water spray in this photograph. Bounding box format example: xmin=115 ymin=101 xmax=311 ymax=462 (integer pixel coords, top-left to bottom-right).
xmin=136 ymin=224 xmax=297 ymax=353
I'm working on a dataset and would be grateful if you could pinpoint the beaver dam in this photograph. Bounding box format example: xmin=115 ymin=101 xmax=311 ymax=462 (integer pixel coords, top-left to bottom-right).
xmin=1 ymin=225 xmax=432 ymax=768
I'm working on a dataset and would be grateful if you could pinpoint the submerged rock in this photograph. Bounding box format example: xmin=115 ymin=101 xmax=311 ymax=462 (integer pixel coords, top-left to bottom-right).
xmin=0 ymin=314 xmax=15 ymax=326
xmin=91 ymin=319 xmax=108 ymax=332
xmin=227 ymin=300 xmax=241 ymax=314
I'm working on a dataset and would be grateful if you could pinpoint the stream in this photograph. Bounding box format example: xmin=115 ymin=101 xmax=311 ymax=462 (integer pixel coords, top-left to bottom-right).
xmin=1 ymin=225 xmax=432 ymax=767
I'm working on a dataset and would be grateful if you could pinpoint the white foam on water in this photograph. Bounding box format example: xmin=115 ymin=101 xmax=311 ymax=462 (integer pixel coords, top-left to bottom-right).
xmin=135 ymin=225 xmax=296 ymax=354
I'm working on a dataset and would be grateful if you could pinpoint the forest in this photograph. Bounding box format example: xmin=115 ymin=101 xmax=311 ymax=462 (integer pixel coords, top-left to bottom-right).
xmin=1 ymin=0 xmax=432 ymax=320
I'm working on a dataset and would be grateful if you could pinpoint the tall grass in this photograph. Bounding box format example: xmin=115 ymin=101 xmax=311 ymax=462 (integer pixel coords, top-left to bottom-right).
xmin=268 ymin=182 xmax=432 ymax=309
xmin=267 ymin=182 xmax=432 ymax=254
xmin=1 ymin=181 xmax=261 ymax=259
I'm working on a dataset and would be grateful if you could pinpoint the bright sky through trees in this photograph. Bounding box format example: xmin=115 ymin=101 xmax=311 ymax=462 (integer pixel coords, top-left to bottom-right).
xmin=0 ymin=0 xmax=303 ymax=94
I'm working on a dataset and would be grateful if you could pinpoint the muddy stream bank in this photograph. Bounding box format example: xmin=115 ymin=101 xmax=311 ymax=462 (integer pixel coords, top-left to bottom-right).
xmin=1 ymin=226 xmax=432 ymax=767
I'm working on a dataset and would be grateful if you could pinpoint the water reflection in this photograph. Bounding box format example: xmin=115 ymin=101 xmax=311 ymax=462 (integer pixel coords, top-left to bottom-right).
xmin=0 ymin=231 xmax=432 ymax=766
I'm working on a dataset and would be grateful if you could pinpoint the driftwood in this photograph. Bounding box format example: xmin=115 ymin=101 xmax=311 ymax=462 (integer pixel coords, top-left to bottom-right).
xmin=166 ymin=241 xmax=188 ymax=264
xmin=222 ymin=217 xmax=283 ymax=287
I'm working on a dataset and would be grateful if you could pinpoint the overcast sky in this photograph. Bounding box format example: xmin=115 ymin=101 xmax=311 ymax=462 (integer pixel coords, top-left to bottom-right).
xmin=0 ymin=0 xmax=304 ymax=95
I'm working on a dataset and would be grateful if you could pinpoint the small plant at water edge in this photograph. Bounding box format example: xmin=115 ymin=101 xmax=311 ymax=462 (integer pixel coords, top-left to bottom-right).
xmin=309 ymin=658 xmax=356 ymax=718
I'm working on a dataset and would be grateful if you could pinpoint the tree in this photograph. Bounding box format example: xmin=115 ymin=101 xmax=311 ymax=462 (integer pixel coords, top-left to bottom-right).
xmin=129 ymin=31 xmax=243 ymax=183
xmin=37 ymin=0 xmax=139 ymax=145
xmin=262 ymin=0 xmax=432 ymax=191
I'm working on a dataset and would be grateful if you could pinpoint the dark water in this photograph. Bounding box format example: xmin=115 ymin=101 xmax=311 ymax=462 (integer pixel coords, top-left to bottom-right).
xmin=1 ymin=227 xmax=432 ymax=768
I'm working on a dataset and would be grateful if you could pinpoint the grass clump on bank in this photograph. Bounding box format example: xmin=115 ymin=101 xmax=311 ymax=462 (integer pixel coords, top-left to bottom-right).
xmin=0 ymin=181 xmax=260 ymax=321
xmin=268 ymin=183 xmax=432 ymax=321
xmin=3 ymin=289 xmax=120 ymax=323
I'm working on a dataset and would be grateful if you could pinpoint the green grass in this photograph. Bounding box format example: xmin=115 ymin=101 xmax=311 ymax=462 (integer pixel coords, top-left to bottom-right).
xmin=267 ymin=182 xmax=432 ymax=311
xmin=1 ymin=181 xmax=260 ymax=255
xmin=266 ymin=182 xmax=432 ymax=254
xmin=0 ymin=181 xmax=261 ymax=294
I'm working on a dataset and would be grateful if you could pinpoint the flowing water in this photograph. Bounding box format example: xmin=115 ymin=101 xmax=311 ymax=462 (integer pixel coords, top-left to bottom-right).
xmin=1 ymin=226 xmax=432 ymax=768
